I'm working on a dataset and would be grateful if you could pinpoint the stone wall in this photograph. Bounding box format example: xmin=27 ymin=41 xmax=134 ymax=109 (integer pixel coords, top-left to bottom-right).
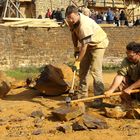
xmin=103 ymin=27 xmax=140 ymax=67
xmin=0 ymin=26 xmax=140 ymax=70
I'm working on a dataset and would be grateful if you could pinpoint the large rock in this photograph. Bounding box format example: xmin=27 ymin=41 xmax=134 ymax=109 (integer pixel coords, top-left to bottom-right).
xmin=72 ymin=111 xmax=108 ymax=130
xmin=34 ymin=64 xmax=74 ymax=96
xmin=82 ymin=112 xmax=108 ymax=129
xmin=0 ymin=71 xmax=11 ymax=98
xmin=52 ymin=102 xmax=85 ymax=121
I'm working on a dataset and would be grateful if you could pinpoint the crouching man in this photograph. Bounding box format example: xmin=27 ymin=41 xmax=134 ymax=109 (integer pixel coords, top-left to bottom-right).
xmin=105 ymin=42 xmax=140 ymax=106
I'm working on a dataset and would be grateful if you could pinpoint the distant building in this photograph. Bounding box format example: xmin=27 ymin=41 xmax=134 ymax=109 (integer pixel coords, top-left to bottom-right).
xmin=0 ymin=0 xmax=83 ymax=18
xmin=87 ymin=0 xmax=140 ymax=22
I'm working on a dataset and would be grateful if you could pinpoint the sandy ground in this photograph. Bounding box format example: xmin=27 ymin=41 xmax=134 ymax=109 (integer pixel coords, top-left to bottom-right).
xmin=0 ymin=72 xmax=140 ymax=140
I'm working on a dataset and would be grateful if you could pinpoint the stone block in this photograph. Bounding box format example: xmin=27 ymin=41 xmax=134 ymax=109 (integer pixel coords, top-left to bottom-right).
xmin=34 ymin=63 xmax=78 ymax=96
xmin=52 ymin=102 xmax=85 ymax=121
xmin=104 ymin=106 xmax=126 ymax=118
xmin=72 ymin=111 xmax=108 ymax=130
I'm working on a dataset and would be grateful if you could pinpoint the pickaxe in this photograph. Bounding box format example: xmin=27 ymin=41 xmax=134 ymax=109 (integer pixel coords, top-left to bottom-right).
xmin=63 ymin=89 xmax=140 ymax=105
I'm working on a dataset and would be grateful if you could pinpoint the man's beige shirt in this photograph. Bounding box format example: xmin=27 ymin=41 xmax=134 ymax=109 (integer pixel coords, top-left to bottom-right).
xmin=72 ymin=13 xmax=108 ymax=48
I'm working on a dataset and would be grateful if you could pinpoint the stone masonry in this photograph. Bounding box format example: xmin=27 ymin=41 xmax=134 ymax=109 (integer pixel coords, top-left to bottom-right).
xmin=0 ymin=26 xmax=140 ymax=70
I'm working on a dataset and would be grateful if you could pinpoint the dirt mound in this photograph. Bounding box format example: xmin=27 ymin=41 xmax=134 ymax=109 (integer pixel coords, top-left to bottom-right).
xmin=34 ymin=64 xmax=74 ymax=96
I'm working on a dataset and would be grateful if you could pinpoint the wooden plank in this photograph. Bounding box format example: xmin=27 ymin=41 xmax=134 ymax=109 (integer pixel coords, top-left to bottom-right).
xmin=1 ymin=17 xmax=61 ymax=27
xmin=2 ymin=17 xmax=57 ymax=21
xmin=10 ymin=24 xmax=60 ymax=27
xmin=19 ymin=0 xmax=32 ymax=2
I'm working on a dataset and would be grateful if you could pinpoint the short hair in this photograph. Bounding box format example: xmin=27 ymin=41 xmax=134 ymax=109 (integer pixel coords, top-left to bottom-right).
xmin=65 ymin=5 xmax=78 ymax=17
xmin=126 ymin=42 xmax=140 ymax=53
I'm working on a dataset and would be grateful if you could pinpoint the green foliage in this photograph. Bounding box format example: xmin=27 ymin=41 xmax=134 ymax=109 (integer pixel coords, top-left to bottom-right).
xmin=5 ymin=67 xmax=42 ymax=80
xmin=4 ymin=64 xmax=119 ymax=80
xmin=103 ymin=64 xmax=120 ymax=72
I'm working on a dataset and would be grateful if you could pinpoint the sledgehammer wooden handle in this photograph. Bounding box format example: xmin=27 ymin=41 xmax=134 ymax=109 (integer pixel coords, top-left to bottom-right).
xmin=71 ymin=89 xmax=140 ymax=104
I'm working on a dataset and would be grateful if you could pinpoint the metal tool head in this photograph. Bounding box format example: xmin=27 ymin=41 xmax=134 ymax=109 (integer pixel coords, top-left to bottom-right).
xmin=65 ymin=96 xmax=71 ymax=103
xmin=69 ymin=89 xmax=74 ymax=94
xmin=65 ymin=96 xmax=71 ymax=107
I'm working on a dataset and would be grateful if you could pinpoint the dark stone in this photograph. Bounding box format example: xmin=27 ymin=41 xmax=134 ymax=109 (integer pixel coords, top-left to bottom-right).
xmin=30 ymin=110 xmax=45 ymax=119
xmin=125 ymin=109 xmax=140 ymax=119
xmin=57 ymin=124 xmax=73 ymax=133
xmin=82 ymin=113 xmax=108 ymax=129
xmin=72 ymin=120 xmax=88 ymax=131
xmin=32 ymin=129 xmax=43 ymax=135
xmin=72 ymin=111 xmax=108 ymax=130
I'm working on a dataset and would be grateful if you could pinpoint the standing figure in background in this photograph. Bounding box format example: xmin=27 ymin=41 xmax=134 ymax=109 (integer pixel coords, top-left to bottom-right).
xmin=106 ymin=8 xmax=114 ymax=24
xmin=45 ymin=9 xmax=52 ymax=18
xmin=119 ymin=10 xmax=127 ymax=26
xmin=114 ymin=9 xmax=120 ymax=26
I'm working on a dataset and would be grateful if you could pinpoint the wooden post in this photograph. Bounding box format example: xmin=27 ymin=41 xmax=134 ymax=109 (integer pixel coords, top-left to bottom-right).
xmin=50 ymin=0 xmax=53 ymax=11
xmin=132 ymin=0 xmax=135 ymax=23
xmin=3 ymin=0 xmax=9 ymax=18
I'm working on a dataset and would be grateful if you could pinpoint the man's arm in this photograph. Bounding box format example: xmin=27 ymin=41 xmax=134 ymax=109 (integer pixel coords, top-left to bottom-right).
xmin=72 ymin=32 xmax=78 ymax=49
xmin=71 ymin=32 xmax=80 ymax=58
xmin=76 ymin=35 xmax=92 ymax=61
xmin=104 ymin=74 xmax=124 ymax=96
xmin=73 ymin=40 xmax=88 ymax=71
xmin=124 ymin=79 xmax=140 ymax=94
xmin=76 ymin=43 xmax=88 ymax=61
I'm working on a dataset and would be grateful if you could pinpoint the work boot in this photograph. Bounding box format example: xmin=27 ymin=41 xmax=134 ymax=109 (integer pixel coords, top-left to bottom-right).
xmin=71 ymin=90 xmax=88 ymax=100
xmin=92 ymin=99 xmax=103 ymax=108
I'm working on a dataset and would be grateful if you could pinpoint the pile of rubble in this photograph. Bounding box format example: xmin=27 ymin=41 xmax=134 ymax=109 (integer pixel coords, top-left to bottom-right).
xmin=52 ymin=102 xmax=108 ymax=133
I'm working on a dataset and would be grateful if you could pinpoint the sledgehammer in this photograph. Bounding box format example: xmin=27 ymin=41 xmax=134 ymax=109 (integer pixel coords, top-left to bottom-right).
xmin=69 ymin=70 xmax=76 ymax=95
xmin=65 ymin=70 xmax=76 ymax=106
xmin=66 ymin=55 xmax=79 ymax=106
xmin=63 ymin=89 xmax=140 ymax=105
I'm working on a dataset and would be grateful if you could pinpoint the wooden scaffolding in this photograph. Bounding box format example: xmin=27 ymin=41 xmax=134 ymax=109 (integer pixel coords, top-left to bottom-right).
xmin=2 ymin=0 xmax=25 ymax=18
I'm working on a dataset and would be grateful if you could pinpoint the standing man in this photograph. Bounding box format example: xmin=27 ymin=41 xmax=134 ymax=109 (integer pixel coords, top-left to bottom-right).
xmin=65 ymin=5 xmax=109 ymax=106
xmin=105 ymin=42 xmax=140 ymax=106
